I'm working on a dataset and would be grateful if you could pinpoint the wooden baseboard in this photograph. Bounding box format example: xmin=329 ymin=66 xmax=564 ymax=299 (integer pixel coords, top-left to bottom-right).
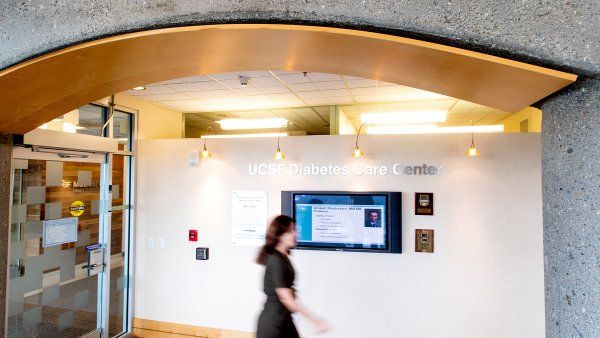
xmin=132 ymin=318 xmax=255 ymax=338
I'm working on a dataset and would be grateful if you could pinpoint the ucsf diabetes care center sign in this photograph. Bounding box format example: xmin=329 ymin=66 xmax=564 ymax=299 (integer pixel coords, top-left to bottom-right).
xmin=248 ymin=162 xmax=442 ymax=176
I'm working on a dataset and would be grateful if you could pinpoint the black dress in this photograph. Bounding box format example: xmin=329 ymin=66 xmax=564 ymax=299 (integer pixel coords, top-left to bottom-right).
xmin=257 ymin=251 xmax=300 ymax=338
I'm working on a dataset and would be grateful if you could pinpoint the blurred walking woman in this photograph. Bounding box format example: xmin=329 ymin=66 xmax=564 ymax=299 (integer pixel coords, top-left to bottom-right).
xmin=256 ymin=215 xmax=328 ymax=338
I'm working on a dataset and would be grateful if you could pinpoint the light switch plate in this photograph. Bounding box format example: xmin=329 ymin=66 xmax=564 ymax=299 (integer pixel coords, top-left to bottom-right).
xmin=189 ymin=151 xmax=200 ymax=166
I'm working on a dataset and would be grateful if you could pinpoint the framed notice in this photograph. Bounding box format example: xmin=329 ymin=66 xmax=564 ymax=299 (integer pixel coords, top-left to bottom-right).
xmin=415 ymin=229 xmax=434 ymax=253
xmin=232 ymin=191 xmax=268 ymax=246
xmin=42 ymin=217 xmax=78 ymax=247
xmin=415 ymin=192 xmax=434 ymax=215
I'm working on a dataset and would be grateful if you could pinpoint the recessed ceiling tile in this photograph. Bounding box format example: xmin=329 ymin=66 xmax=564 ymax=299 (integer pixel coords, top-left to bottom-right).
xmin=353 ymin=95 xmax=380 ymax=102
xmin=150 ymin=78 xmax=189 ymax=85
xmin=296 ymin=91 xmax=324 ymax=99
xmin=303 ymin=98 xmax=330 ymax=105
xmin=240 ymin=71 xmax=273 ymax=78
xmin=235 ymin=87 xmax=263 ymax=96
xmin=259 ymin=86 xmax=290 ymax=94
xmin=277 ymin=99 xmax=305 ymax=106
xmin=247 ymin=95 xmax=273 ymax=102
xmin=145 ymin=93 xmax=194 ymax=101
xmin=379 ymin=93 xmax=406 ymax=101
xmin=322 ymin=89 xmax=349 ymax=97
xmin=288 ymin=83 xmax=318 ymax=92
xmin=219 ymin=79 xmax=251 ymax=89
xmin=270 ymin=93 xmax=299 ymax=100
xmin=379 ymin=86 xmax=406 ymax=95
xmin=308 ymin=73 xmax=342 ymax=82
xmin=345 ymin=78 xmax=378 ymax=88
xmin=167 ymin=82 xmax=226 ymax=92
xmin=251 ymin=77 xmax=281 ymax=87
xmin=188 ymin=89 xmax=236 ymax=99
xmin=350 ymin=87 xmax=379 ymax=96
xmin=252 ymin=110 xmax=280 ymax=118
xmin=378 ymin=81 xmax=398 ymax=86
xmin=162 ymin=99 xmax=200 ymax=107
xmin=209 ymin=72 xmax=239 ymax=80
xmin=134 ymin=85 xmax=176 ymax=95
xmin=314 ymin=81 xmax=346 ymax=90
xmin=277 ymin=73 xmax=312 ymax=84
xmin=213 ymin=102 xmax=257 ymax=111
xmin=328 ymin=96 xmax=354 ymax=104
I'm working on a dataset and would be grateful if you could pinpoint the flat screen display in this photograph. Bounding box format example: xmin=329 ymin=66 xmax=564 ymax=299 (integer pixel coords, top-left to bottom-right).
xmin=293 ymin=193 xmax=388 ymax=250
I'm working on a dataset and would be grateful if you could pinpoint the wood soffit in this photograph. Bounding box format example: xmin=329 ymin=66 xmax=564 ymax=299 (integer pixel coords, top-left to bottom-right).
xmin=0 ymin=24 xmax=577 ymax=134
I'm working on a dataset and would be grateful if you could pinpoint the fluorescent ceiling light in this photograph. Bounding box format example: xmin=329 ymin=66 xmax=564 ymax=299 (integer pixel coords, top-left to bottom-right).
xmin=218 ymin=118 xmax=288 ymax=130
xmin=202 ymin=133 xmax=288 ymax=139
xmin=361 ymin=110 xmax=447 ymax=124
xmin=366 ymin=124 xmax=504 ymax=134
xmin=132 ymin=86 xmax=146 ymax=91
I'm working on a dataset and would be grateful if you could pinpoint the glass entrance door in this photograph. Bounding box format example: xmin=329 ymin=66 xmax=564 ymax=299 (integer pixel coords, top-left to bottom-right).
xmin=7 ymin=157 xmax=106 ymax=338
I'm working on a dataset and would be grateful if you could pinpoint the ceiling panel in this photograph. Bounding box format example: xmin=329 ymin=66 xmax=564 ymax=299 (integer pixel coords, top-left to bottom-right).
xmin=122 ymin=70 xmax=519 ymax=136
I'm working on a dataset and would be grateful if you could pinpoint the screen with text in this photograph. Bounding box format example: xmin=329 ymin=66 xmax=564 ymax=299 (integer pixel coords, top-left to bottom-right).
xmin=294 ymin=194 xmax=387 ymax=250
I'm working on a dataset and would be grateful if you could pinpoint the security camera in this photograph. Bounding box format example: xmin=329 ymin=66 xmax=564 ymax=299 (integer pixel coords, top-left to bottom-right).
xmin=239 ymin=75 xmax=250 ymax=87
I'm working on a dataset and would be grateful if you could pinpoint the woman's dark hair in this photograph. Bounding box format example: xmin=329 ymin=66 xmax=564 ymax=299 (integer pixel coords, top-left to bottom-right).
xmin=256 ymin=215 xmax=295 ymax=265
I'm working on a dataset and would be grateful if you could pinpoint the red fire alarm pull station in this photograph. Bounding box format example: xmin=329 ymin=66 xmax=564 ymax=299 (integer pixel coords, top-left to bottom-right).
xmin=189 ymin=230 xmax=198 ymax=242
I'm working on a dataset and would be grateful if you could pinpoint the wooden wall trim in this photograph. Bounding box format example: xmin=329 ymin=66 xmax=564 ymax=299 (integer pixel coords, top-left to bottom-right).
xmin=132 ymin=318 xmax=255 ymax=338
xmin=0 ymin=24 xmax=577 ymax=134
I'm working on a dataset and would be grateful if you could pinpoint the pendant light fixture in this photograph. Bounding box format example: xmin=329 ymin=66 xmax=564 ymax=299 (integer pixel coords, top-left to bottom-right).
xmin=353 ymin=122 xmax=367 ymax=158
xmin=466 ymin=120 xmax=480 ymax=157
xmin=274 ymin=123 xmax=292 ymax=160
xmin=201 ymin=126 xmax=215 ymax=159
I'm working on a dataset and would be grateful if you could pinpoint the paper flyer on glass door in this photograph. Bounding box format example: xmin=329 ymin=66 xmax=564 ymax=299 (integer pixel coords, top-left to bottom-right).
xmin=232 ymin=191 xmax=268 ymax=246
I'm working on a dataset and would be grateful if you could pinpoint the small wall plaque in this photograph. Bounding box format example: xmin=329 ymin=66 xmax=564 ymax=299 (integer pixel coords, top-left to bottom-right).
xmin=415 ymin=229 xmax=434 ymax=253
xmin=415 ymin=192 xmax=434 ymax=215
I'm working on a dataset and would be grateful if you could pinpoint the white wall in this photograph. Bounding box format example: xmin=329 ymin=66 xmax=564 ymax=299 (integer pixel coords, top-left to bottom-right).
xmin=113 ymin=94 xmax=183 ymax=139
xmin=134 ymin=134 xmax=544 ymax=338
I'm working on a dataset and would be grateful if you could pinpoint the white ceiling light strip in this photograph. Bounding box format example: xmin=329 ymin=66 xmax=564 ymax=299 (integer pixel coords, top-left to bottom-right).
xmin=202 ymin=132 xmax=288 ymax=139
xmin=366 ymin=124 xmax=504 ymax=134
xmin=361 ymin=110 xmax=448 ymax=124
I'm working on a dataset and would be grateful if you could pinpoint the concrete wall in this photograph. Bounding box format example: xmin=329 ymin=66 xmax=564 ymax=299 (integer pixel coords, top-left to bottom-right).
xmin=541 ymin=77 xmax=600 ymax=337
xmin=0 ymin=133 xmax=13 ymax=338
xmin=0 ymin=1 xmax=598 ymax=75
xmin=135 ymin=134 xmax=544 ymax=338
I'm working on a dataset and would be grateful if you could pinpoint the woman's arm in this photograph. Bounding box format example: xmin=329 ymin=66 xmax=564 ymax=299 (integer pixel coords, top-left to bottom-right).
xmin=275 ymin=288 xmax=329 ymax=333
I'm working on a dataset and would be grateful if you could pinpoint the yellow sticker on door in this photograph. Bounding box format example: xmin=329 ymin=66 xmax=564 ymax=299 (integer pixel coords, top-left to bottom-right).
xmin=69 ymin=201 xmax=85 ymax=217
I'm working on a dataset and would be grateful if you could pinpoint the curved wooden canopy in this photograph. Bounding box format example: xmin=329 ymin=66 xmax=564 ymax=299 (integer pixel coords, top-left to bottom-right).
xmin=0 ymin=24 xmax=576 ymax=134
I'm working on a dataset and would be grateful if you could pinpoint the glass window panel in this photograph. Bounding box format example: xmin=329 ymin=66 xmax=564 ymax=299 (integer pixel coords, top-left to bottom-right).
xmin=112 ymin=111 xmax=133 ymax=151
xmin=39 ymin=104 xmax=106 ymax=136
xmin=108 ymin=154 xmax=132 ymax=337
xmin=8 ymin=160 xmax=101 ymax=338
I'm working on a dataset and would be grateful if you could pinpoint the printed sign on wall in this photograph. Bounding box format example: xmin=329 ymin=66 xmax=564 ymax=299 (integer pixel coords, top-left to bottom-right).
xmin=232 ymin=191 xmax=268 ymax=246
xmin=42 ymin=217 xmax=78 ymax=247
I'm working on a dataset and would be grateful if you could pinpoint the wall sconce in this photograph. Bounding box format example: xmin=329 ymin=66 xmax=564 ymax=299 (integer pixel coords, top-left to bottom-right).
xmin=466 ymin=121 xmax=480 ymax=157
xmin=201 ymin=126 xmax=215 ymax=159
xmin=353 ymin=122 xmax=367 ymax=158
xmin=275 ymin=123 xmax=292 ymax=160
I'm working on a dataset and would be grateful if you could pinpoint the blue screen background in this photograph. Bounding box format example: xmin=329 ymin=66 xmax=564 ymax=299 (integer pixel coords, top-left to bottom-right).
xmin=293 ymin=194 xmax=388 ymax=250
